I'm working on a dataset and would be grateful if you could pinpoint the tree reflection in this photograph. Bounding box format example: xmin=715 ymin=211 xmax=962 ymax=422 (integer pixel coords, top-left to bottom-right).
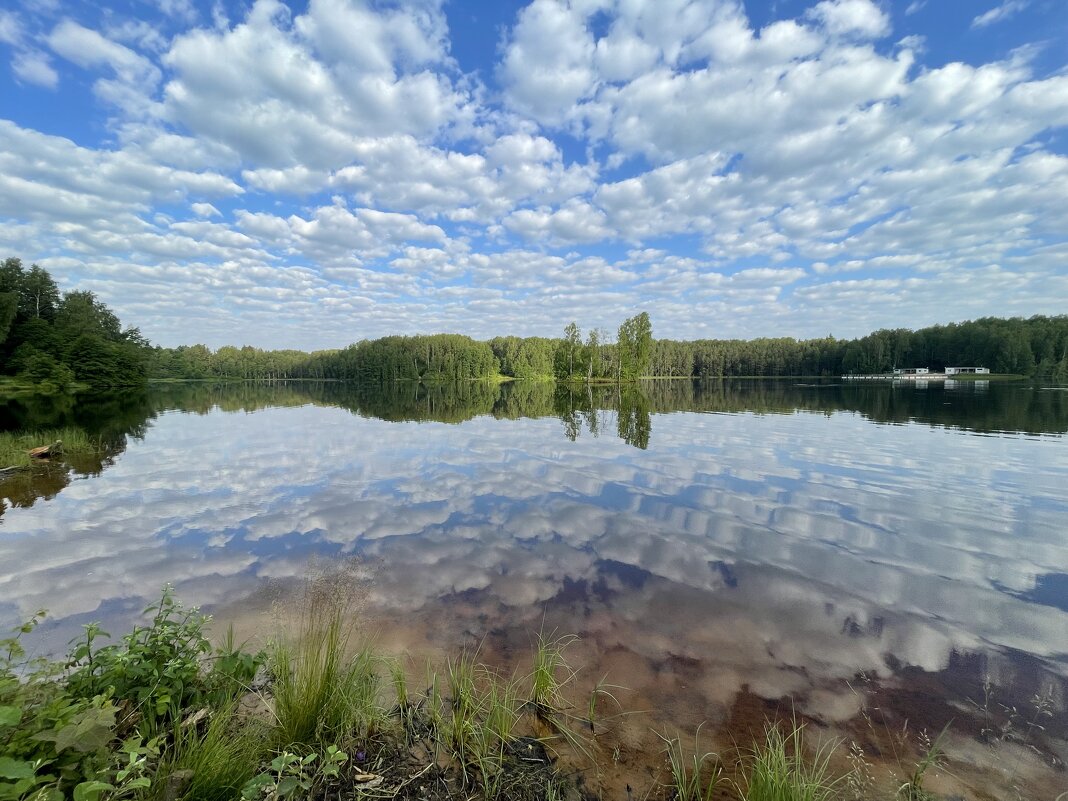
xmin=2 ymin=378 xmax=1065 ymax=512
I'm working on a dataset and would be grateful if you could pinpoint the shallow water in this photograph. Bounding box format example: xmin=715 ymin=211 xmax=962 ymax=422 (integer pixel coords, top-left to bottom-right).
xmin=2 ymin=379 xmax=1066 ymax=797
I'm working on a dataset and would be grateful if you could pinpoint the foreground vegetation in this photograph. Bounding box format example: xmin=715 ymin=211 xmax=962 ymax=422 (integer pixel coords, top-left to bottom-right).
xmin=1 ymin=581 xmax=1005 ymax=801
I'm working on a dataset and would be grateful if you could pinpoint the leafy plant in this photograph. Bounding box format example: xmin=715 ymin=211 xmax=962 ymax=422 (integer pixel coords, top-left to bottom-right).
xmin=240 ymin=747 xmax=347 ymax=801
xmin=66 ymin=587 xmax=213 ymax=731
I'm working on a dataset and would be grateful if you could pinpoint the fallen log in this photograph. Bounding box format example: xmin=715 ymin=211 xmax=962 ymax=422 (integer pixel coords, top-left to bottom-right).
xmin=28 ymin=440 xmax=62 ymax=459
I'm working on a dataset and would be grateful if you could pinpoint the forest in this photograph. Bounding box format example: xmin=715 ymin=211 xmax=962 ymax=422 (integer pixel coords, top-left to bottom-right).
xmin=151 ymin=313 xmax=1068 ymax=383
xmin=3 ymin=258 xmax=1067 ymax=389
xmin=0 ymin=258 xmax=148 ymax=391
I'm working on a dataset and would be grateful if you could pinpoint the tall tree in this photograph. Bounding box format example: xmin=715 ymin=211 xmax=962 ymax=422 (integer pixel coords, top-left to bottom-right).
xmin=19 ymin=265 xmax=61 ymax=320
xmin=617 ymin=312 xmax=652 ymax=381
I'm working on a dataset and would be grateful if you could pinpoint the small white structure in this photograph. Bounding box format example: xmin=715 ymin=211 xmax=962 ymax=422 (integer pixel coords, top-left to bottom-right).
xmin=945 ymin=367 xmax=990 ymax=375
xmin=893 ymin=367 xmax=930 ymax=376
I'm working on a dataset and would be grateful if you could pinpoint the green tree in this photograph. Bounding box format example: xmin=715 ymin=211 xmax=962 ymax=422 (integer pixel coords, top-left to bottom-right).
xmin=617 ymin=312 xmax=652 ymax=381
xmin=0 ymin=292 xmax=16 ymax=345
xmin=19 ymin=265 xmax=61 ymax=320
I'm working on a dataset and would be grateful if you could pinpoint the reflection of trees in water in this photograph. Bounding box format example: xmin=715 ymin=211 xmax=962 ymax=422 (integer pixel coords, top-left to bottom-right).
xmin=0 ymin=388 xmax=154 ymax=516
xmin=117 ymin=379 xmax=1068 ymax=439
xmin=1 ymin=379 xmax=1064 ymax=511
xmin=553 ymin=384 xmax=651 ymax=449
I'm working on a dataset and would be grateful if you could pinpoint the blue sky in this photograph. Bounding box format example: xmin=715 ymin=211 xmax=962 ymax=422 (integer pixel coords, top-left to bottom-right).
xmin=0 ymin=0 xmax=1066 ymax=349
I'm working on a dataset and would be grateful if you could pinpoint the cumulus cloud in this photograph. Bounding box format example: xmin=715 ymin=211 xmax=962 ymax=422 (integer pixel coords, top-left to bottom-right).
xmin=0 ymin=0 xmax=1063 ymax=346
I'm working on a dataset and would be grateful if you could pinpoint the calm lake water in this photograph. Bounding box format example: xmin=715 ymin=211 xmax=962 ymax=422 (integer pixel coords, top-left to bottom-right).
xmin=2 ymin=379 xmax=1067 ymax=796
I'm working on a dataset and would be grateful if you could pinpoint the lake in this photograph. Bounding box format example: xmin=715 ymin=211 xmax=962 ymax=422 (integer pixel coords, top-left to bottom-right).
xmin=2 ymin=379 xmax=1066 ymax=798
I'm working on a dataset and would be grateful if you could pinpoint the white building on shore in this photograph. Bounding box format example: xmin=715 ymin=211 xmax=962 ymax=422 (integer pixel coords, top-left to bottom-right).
xmin=945 ymin=367 xmax=990 ymax=375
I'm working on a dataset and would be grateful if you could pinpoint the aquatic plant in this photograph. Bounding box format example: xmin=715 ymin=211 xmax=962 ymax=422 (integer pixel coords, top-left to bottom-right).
xmin=528 ymin=631 xmax=578 ymax=718
xmin=739 ymin=722 xmax=843 ymax=801
xmin=659 ymin=727 xmax=721 ymax=801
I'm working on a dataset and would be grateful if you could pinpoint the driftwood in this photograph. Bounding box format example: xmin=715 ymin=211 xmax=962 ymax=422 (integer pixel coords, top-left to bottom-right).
xmin=27 ymin=440 xmax=62 ymax=459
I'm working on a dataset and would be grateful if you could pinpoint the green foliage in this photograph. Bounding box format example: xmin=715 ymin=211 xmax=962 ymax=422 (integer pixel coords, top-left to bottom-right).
xmin=659 ymin=728 xmax=720 ymax=801
xmin=240 ymin=746 xmax=347 ymax=801
xmin=739 ymin=722 xmax=843 ymax=801
xmin=0 ymin=611 xmax=139 ymax=801
xmin=0 ymin=293 xmax=16 ymax=346
xmin=618 ymin=311 xmax=653 ymax=380
xmin=66 ymin=588 xmax=213 ymax=732
xmin=0 ymin=258 xmax=150 ymax=390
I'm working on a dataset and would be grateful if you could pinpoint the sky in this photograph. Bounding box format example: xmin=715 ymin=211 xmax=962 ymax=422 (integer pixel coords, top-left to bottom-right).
xmin=0 ymin=0 xmax=1066 ymax=350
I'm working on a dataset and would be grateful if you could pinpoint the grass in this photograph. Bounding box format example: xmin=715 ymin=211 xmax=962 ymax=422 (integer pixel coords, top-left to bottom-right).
xmin=738 ymin=722 xmax=843 ymax=801
xmin=268 ymin=571 xmax=387 ymax=750
xmin=0 ymin=427 xmax=103 ymax=470
xmin=528 ymin=631 xmax=577 ymax=718
xmin=152 ymin=703 xmax=267 ymax=801
xmin=660 ymin=727 xmax=721 ymax=801
xmin=896 ymin=727 xmax=947 ymax=801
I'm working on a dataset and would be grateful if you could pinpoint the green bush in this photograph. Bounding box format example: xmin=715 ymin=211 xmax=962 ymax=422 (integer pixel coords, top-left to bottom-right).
xmin=66 ymin=588 xmax=212 ymax=733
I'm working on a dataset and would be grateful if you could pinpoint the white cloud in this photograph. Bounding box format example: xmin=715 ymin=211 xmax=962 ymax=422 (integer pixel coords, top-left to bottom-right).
xmin=0 ymin=0 xmax=1064 ymax=347
xmin=0 ymin=10 xmax=23 ymax=45
xmin=12 ymin=50 xmax=58 ymax=89
xmin=48 ymin=19 xmax=160 ymax=84
xmin=971 ymin=1 xmax=1029 ymax=29
xmin=191 ymin=202 xmax=221 ymax=218
xmin=807 ymin=0 xmax=890 ymax=40
xmin=499 ymin=0 xmax=597 ymax=125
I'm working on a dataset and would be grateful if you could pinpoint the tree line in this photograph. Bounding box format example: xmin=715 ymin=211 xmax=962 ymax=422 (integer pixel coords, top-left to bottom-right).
xmin=149 ymin=313 xmax=1068 ymax=383
xmin=0 ymin=258 xmax=148 ymax=391
xmin=4 ymin=257 xmax=1066 ymax=389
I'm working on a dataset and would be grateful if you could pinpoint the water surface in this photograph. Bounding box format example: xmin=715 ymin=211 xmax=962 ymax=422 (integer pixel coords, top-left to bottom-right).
xmin=2 ymin=379 xmax=1066 ymax=797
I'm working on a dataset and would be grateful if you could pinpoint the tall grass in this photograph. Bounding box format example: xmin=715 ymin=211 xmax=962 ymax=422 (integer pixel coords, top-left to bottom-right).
xmin=153 ymin=704 xmax=267 ymax=801
xmin=660 ymin=727 xmax=721 ymax=801
xmin=739 ymin=722 xmax=843 ymax=801
xmin=269 ymin=570 xmax=387 ymax=749
xmin=528 ymin=631 xmax=577 ymax=717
